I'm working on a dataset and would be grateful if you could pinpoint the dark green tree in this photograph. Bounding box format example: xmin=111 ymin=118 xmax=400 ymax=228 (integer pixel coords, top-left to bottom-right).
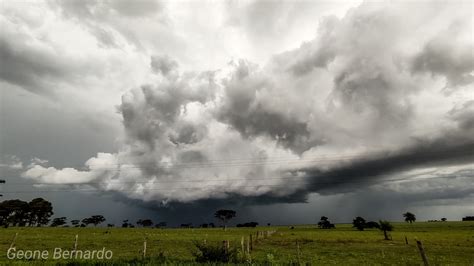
xmin=71 ymin=219 xmax=80 ymax=227
xmin=83 ymin=215 xmax=106 ymax=227
xmin=214 ymin=209 xmax=236 ymax=231
xmin=403 ymin=212 xmax=416 ymax=223
xmin=318 ymin=216 xmax=334 ymax=229
xmin=51 ymin=217 xmax=67 ymax=227
xmin=352 ymin=216 xmax=366 ymax=231
xmin=137 ymin=219 xmax=153 ymax=227
xmin=28 ymin=198 xmax=53 ymax=226
xmin=379 ymin=220 xmax=394 ymax=240
xmin=0 ymin=199 xmax=29 ymax=227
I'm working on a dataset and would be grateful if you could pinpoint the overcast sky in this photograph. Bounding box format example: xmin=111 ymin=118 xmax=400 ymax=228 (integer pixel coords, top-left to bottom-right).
xmin=0 ymin=0 xmax=473 ymax=226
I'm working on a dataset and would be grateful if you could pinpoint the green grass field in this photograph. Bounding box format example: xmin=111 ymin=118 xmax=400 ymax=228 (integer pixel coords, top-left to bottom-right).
xmin=0 ymin=222 xmax=473 ymax=265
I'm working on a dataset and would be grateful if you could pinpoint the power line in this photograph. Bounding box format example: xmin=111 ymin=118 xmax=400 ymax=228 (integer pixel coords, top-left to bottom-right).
xmin=0 ymin=175 xmax=309 ymax=185
xmin=23 ymin=148 xmax=474 ymax=171
xmin=0 ymin=175 xmax=464 ymax=194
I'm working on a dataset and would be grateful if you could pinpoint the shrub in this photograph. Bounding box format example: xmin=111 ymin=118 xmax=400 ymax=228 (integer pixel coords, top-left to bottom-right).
xmin=193 ymin=241 xmax=240 ymax=263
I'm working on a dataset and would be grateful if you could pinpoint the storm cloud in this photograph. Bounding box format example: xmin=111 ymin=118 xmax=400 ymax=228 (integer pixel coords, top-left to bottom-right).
xmin=0 ymin=0 xmax=468 ymax=224
xmin=19 ymin=1 xmax=474 ymax=210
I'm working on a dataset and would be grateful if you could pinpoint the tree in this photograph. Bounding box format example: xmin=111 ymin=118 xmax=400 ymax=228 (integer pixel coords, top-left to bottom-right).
xmin=366 ymin=221 xmax=380 ymax=229
xmin=156 ymin=221 xmax=167 ymax=228
xmin=236 ymin=222 xmax=258 ymax=228
xmin=51 ymin=217 xmax=67 ymax=227
xmin=0 ymin=199 xmax=30 ymax=227
xmin=122 ymin=219 xmax=135 ymax=228
xmin=214 ymin=209 xmax=236 ymax=231
xmin=90 ymin=215 xmax=106 ymax=226
xmin=352 ymin=216 xmax=366 ymax=231
xmin=379 ymin=220 xmax=394 ymax=240
xmin=137 ymin=219 xmax=153 ymax=227
xmin=82 ymin=217 xmax=93 ymax=227
xmin=318 ymin=216 xmax=335 ymax=229
xmin=82 ymin=215 xmax=106 ymax=227
xmin=403 ymin=212 xmax=416 ymax=223
xmin=71 ymin=220 xmax=80 ymax=227
xmin=28 ymin=198 xmax=53 ymax=227
xmin=441 ymin=218 xmax=447 ymax=222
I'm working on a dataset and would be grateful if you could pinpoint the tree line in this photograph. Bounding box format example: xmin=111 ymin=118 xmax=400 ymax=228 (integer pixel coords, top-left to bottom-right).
xmin=0 ymin=198 xmax=53 ymax=227
xmin=2 ymin=198 xmax=465 ymax=231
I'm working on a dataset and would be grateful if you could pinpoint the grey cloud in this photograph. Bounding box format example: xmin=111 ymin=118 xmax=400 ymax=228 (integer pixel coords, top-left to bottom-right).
xmin=49 ymin=0 xmax=166 ymax=49
xmin=150 ymin=55 xmax=178 ymax=76
xmin=0 ymin=20 xmax=105 ymax=96
xmin=449 ymin=101 xmax=474 ymax=131
xmin=216 ymin=60 xmax=323 ymax=154
xmin=299 ymin=135 xmax=474 ymax=195
xmin=50 ymin=0 xmax=162 ymax=18
xmin=412 ymin=22 xmax=474 ymax=87
xmin=20 ymin=1 xmax=474 ymax=209
xmin=0 ymin=38 xmax=67 ymax=95
xmin=108 ymin=0 xmax=163 ymax=17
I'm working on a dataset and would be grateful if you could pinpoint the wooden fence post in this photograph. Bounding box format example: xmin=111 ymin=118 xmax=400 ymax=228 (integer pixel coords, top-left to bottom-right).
xmin=73 ymin=234 xmax=78 ymax=252
xmin=250 ymin=234 xmax=253 ymax=251
xmin=416 ymin=239 xmax=430 ymax=266
xmin=222 ymin=240 xmax=229 ymax=254
xmin=241 ymin=236 xmax=244 ymax=253
xmin=405 ymin=236 xmax=408 ymax=245
xmin=246 ymin=237 xmax=250 ymax=255
xmin=143 ymin=238 xmax=147 ymax=259
xmin=296 ymin=239 xmax=301 ymax=264
xmin=10 ymin=233 xmax=18 ymax=249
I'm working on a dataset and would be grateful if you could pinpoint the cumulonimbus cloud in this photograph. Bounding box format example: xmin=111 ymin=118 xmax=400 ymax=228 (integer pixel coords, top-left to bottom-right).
xmin=22 ymin=1 xmax=474 ymax=205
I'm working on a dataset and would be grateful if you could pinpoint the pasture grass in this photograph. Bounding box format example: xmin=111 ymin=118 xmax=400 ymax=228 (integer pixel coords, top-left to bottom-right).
xmin=0 ymin=221 xmax=473 ymax=265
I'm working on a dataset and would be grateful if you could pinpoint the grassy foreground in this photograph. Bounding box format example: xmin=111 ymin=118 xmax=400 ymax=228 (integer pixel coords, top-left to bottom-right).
xmin=0 ymin=222 xmax=473 ymax=265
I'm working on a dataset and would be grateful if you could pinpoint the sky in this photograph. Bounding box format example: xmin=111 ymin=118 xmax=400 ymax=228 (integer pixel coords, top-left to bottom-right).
xmin=0 ymin=0 xmax=473 ymax=226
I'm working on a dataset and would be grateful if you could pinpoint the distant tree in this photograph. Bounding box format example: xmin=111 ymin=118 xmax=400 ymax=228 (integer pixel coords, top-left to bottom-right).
xmin=82 ymin=215 xmax=106 ymax=227
xmin=366 ymin=221 xmax=380 ymax=229
xmin=71 ymin=220 xmax=80 ymax=227
xmin=236 ymin=222 xmax=258 ymax=228
xmin=90 ymin=215 xmax=106 ymax=226
xmin=379 ymin=220 xmax=394 ymax=240
xmin=209 ymin=223 xmax=215 ymax=228
xmin=462 ymin=216 xmax=474 ymax=221
xmin=156 ymin=221 xmax=167 ymax=228
xmin=403 ymin=212 xmax=416 ymax=223
xmin=122 ymin=219 xmax=130 ymax=228
xmin=0 ymin=204 xmax=7 ymax=227
xmin=82 ymin=217 xmax=93 ymax=227
xmin=214 ymin=209 xmax=236 ymax=231
xmin=137 ymin=219 xmax=153 ymax=227
xmin=0 ymin=199 xmax=29 ymax=227
xmin=107 ymin=224 xmax=115 ymax=227
xmin=441 ymin=218 xmax=447 ymax=222
xmin=352 ymin=216 xmax=366 ymax=231
xmin=28 ymin=198 xmax=53 ymax=227
xmin=51 ymin=217 xmax=67 ymax=227
xmin=318 ymin=216 xmax=335 ymax=229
